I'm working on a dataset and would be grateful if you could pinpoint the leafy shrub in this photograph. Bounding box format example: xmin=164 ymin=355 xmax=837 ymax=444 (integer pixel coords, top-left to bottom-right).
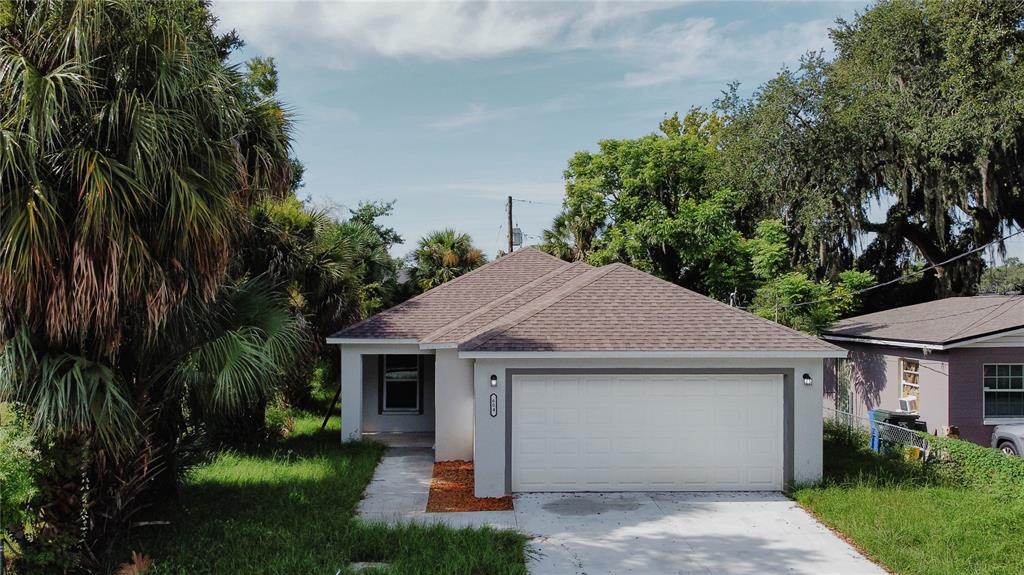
xmin=823 ymin=418 xmax=870 ymax=449
xmin=308 ymin=363 xmax=326 ymax=397
xmin=0 ymin=403 xmax=41 ymax=568
xmin=925 ymin=434 xmax=1024 ymax=494
xmin=820 ymin=420 xmax=945 ymax=488
xmin=265 ymin=401 xmax=295 ymax=439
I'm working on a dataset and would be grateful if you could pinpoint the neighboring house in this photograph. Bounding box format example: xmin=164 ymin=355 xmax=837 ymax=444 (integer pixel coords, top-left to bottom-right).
xmin=329 ymin=248 xmax=844 ymax=497
xmin=822 ymin=296 xmax=1024 ymax=445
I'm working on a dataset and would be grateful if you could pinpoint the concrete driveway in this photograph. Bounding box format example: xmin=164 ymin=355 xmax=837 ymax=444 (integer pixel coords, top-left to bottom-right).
xmin=513 ymin=492 xmax=885 ymax=575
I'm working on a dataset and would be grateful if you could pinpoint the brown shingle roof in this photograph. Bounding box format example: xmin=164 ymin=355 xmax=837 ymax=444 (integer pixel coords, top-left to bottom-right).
xmin=333 ymin=248 xmax=840 ymax=354
xmin=460 ymin=263 xmax=839 ymax=353
xmin=421 ymin=262 xmax=592 ymax=344
xmin=333 ymin=248 xmax=570 ymax=340
xmin=823 ymin=295 xmax=1024 ymax=346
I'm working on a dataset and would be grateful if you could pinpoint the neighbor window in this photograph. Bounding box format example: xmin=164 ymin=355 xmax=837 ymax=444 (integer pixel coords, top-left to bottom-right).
xmin=380 ymin=355 xmax=421 ymax=413
xmin=984 ymin=364 xmax=1024 ymax=419
xmin=899 ymin=358 xmax=920 ymax=414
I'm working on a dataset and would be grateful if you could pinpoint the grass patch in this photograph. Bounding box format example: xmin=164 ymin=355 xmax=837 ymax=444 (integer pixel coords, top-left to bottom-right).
xmin=119 ymin=396 xmax=528 ymax=575
xmin=793 ymin=424 xmax=1024 ymax=575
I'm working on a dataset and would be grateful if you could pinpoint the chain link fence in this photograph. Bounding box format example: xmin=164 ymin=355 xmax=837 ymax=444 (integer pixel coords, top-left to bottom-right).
xmin=825 ymin=407 xmax=929 ymax=454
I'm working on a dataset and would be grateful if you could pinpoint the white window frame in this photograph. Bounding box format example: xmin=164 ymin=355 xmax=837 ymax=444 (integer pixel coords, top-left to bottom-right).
xmin=899 ymin=358 xmax=920 ymax=414
xmin=983 ymin=363 xmax=1024 ymax=424
xmin=381 ymin=355 xmax=421 ymax=414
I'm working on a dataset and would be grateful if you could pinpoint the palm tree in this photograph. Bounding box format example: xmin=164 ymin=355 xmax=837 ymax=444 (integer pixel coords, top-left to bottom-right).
xmin=540 ymin=211 xmax=600 ymax=262
xmin=0 ymin=2 xmax=301 ymax=563
xmin=0 ymin=0 xmax=295 ymax=449
xmin=410 ymin=229 xmax=487 ymax=292
xmin=237 ymin=197 xmax=402 ymax=404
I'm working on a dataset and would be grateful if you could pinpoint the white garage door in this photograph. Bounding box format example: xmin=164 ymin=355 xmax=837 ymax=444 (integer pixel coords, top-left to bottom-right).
xmin=511 ymin=373 xmax=784 ymax=492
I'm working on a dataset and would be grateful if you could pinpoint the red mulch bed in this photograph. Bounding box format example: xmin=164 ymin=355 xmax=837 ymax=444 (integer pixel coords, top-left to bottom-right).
xmin=426 ymin=460 xmax=513 ymax=512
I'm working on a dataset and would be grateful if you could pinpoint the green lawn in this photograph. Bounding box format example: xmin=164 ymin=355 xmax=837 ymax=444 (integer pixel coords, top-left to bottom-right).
xmin=793 ymin=426 xmax=1024 ymax=575
xmin=120 ymin=399 xmax=528 ymax=575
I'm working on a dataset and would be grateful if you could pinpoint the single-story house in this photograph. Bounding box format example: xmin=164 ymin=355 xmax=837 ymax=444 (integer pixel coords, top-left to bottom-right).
xmin=821 ymin=295 xmax=1024 ymax=444
xmin=329 ymin=248 xmax=845 ymax=497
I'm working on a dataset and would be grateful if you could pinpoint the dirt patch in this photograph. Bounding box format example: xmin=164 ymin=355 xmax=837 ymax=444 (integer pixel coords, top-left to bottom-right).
xmin=426 ymin=460 xmax=513 ymax=512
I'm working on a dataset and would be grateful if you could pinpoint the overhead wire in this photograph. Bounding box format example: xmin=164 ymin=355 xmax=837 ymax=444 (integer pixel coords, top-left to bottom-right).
xmin=510 ymin=197 xmax=560 ymax=207
xmin=778 ymin=228 xmax=1024 ymax=311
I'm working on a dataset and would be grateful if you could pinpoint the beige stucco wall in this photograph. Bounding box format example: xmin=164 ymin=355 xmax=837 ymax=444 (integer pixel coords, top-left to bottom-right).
xmin=433 ymin=348 xmax=475 ymax=461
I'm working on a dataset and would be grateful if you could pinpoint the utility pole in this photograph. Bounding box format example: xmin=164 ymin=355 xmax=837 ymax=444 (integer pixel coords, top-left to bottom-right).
xmin=507 ymin=195 xmax=514 ymax=253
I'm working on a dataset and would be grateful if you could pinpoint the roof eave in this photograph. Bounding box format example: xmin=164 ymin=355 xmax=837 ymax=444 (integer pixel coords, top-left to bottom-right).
xmin=457 ymin=349 xmax=848 ymax=359
xmin=326 ymin=337 xmax=420 ymax=345
xmin=822 ymin=325 xmax=1024 ymax=350
xmin=418 ymin=342 xmax=458 ymax=350
xmin=820 ymin=334 xmax=947 ymax=350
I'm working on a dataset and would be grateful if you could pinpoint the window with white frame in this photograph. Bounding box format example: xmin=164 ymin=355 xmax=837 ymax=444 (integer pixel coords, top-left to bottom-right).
xmin=899 ymin=358 xmax=920 ymax=413
xmin=380 ymin=355 xmax=421 ymax=414
xmin=984 ymin=364 xmax=1024 ymax=419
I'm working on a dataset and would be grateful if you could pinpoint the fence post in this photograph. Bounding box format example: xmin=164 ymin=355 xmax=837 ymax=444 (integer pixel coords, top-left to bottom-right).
xmin=868 ymin=409 xmax=880 ymax=453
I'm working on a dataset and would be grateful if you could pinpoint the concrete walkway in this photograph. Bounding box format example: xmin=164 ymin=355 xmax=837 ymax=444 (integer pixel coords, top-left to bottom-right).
xmin=514 ymin=492 xmax=886 ymax=575
xmin=356 ymin=447 xmax=517 ymax=529
xmin=357 ymin=449 xmax=883 ymax=574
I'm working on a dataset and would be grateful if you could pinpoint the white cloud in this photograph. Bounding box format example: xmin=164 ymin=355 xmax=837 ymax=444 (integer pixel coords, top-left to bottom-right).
xmin=213 ymin=1 xmax=837 ymax=85
xmin=620 ymin=18 xmax=834 ymax=87
xmin=214 ymin=1 xmax=678 ymax=66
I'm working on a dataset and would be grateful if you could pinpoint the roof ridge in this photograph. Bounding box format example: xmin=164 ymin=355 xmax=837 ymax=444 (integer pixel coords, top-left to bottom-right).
xmin=460 ymin=264 xmax=619 ymax=351
xmin=331 ymin=247 xmax=568 ymax=338
xmin=607 ymin=264 xmax=839 ymax=350
xmin=421 ymin=261 xmax=589 ymax=343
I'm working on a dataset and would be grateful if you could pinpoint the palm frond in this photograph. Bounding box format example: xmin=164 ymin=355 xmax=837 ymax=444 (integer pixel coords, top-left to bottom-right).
xmin=0 ymin=328 xmax=137 ymax=454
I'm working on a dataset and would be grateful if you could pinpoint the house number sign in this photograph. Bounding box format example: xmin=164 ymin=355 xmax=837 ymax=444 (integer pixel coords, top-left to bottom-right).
xmin=489 ymin=393 xmax=498 ymax=417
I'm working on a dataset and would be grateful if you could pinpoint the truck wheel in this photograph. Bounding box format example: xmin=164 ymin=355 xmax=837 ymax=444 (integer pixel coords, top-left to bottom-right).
xmin=998 ymin=441 xmax=1019 ymax=457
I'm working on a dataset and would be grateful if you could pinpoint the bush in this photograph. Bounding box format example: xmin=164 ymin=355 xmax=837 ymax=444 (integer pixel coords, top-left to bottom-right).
xmin=308 ymin=363 xmax=326 ymax=397
xmin=0 ymin=403 xmax=41 ymax=566
xmin=265 ymin=401 xmax=295 ymax=440
xmin=823 ymin=418 xmax=870 ymax=449
xmin=925 ymin=434 xmax=1024 ymax=493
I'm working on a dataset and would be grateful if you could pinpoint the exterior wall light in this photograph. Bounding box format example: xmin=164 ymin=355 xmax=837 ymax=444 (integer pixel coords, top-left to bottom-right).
xmin=802 ymin=373 xmax=813 ymax=386
xmin=490 ymin=374 xmax=498 ymax=387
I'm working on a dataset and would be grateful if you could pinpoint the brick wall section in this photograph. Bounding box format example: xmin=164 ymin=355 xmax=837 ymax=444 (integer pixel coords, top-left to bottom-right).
xmin=948 ymin=347 xmax=1023 ymax=445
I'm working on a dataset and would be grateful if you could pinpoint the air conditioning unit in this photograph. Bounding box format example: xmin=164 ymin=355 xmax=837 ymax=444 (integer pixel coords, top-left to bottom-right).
xmin=899 ymin=396 xmax=918 ymax=413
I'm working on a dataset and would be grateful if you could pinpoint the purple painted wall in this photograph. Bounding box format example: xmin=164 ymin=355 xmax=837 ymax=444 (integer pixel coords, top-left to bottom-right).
xmin=824 ymin=342 xmax=950 ymax=434
xmin=948 ymin=347 xmax=1023 ymax=445
xmin=827 ymin=342 xmax=1024 ymax=446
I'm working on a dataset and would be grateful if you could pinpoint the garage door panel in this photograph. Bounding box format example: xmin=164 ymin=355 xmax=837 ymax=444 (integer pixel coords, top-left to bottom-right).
xmin=585 ymin=407 xmax=613 ymax=424
xmin=552 ymin=437 xmax=579 ymax=454
xmin=512 ymin=373 xmax=783 ymax=492
xmin=552 ymin=407 xmax=579 ymax=424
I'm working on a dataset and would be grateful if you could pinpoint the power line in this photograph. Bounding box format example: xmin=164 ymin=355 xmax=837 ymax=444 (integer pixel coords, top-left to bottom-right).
xmin=779 ymin=228 xmax=1024 ymax=311
xmin=511 ymin=197 xmax=561 ymax=207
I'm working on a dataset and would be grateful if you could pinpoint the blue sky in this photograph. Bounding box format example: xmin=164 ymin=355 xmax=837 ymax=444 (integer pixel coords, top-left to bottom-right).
xmin=215 ymin=1 xmax=1021 ymax=263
